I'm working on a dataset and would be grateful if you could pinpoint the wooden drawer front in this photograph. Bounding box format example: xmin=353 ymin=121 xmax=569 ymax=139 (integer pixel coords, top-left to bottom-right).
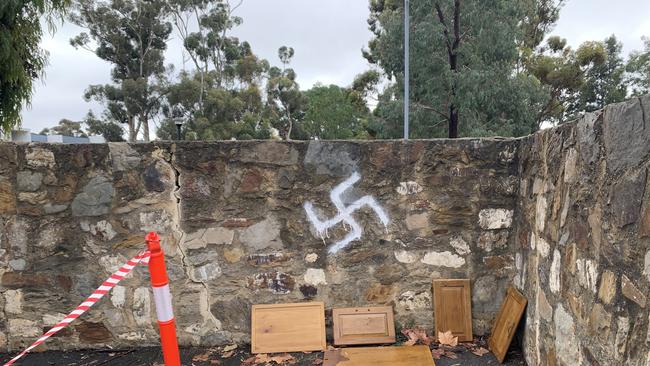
xmin=251 ymin=302 xmax=326 ymax=354
xmin=325 ymin=345 xmax=436 ymax=366
xmin=489 ymin=287 xmax=527 ymax=363
xmin=433 ymin=279 xmax=473 ymax=342
xmin=333 ymin=306 xmax=396 ymax=345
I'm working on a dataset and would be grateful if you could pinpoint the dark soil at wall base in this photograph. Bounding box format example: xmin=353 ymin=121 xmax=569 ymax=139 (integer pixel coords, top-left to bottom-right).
xmin=0 ymin=345 xmax=526 ymax=366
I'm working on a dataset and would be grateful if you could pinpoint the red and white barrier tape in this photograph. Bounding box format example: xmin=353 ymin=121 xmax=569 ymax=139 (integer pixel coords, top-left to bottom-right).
xmin=3 ymin=251 xmax=151 ymax=366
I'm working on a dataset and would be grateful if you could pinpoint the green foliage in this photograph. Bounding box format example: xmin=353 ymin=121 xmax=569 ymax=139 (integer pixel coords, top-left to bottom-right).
xmin=266 ymin=47 xmax=307 ymax=140
xmin=70 ymin=0 xmax=172 ymax=141
xmin=565 ymin=36 xmax=627 ymax=117
xmin=365 ymin=0 xmax=550 ymax=138
xmin=301 ymin=84 xmax=369 ymax=140
xmin=527 ymin=37 xmax=608 ymax=123
xmin=0 ymin=0 xmax=69 ymax=133
xmin=84 ymin=111 xmax=125 ymax=142
xmin=158 ymin=68 xmax=271 ymax=141
xmin=40 ymin=118 xmax=87 ymax=137
xmin=627 ymin=37 xmax=650 ymax=97
xmin=38 ymin=111 xmax=125 ymax=141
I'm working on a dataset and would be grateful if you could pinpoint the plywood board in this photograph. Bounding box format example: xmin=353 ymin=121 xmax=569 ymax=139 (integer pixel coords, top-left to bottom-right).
xmin=251 ymin=302 xmax=326 ymax=354
xmin=324 ymin=346 xmax=435 ymax=366
xmin=432 ymin=279 xmax=473 ymax=342
xmin=332 ymin=306 xmax=395 ymax=345
xmin=488 ymin=287 xmax=527 ymax=363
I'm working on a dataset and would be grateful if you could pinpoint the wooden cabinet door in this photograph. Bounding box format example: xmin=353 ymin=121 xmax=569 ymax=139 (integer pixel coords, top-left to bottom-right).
xmin=324 ymin=345 xmax=436 ymax=366
xmin=332 ymin=306 xmax=395 ymax=345
xmin=432 ymin=279 xmax=473 ymax=342
xmin=488 ymin=287 xmax=527 ymax=363
xmin=251 ymin=302 xmax=326 ymax=354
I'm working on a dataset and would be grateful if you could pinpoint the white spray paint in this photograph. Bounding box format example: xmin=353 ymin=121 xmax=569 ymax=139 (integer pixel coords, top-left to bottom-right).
xmin=304 ymin=172 xmax=390 ymax=254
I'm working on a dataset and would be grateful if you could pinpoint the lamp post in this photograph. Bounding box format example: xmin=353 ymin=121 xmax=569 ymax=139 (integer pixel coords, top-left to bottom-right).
xmin=173 ymin=117 xmax=184 ymax=141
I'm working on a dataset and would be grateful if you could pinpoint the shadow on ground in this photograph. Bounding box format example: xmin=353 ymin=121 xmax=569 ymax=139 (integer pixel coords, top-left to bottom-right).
xmin=0 ymin=345 xmax=526 ymax=365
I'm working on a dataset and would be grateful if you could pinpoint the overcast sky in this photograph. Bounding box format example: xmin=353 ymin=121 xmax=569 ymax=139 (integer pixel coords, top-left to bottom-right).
xmin=20 ymin=0 xmax=650 ymax=134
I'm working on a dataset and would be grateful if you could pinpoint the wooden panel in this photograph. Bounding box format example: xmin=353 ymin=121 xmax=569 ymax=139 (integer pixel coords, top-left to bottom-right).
xmin=324 ymin=345 xmax=435 ymax=366
xmin=432 ymin=279 xmax=473 ymax=342
xmin=332 ymin=306 xmax=395 ymax=345
xmin=488 ymin=287 xmax=528 ymax=364
xmin=251 ymin=302 xmax=326 ymax=354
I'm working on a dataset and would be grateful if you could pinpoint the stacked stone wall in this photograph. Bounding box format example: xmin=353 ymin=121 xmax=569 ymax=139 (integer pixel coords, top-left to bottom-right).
xmin=0 ymin=139 xmax=520 ymax=351
xmin=515 ymin=96 xmax=650 ymax=365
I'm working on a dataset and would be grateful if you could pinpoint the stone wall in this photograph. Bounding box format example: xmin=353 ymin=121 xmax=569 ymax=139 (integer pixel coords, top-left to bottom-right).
xmin=0 ymin=139 xmax=521 ymax=351
xmin=2 ymin=96 xmax=649 ymax=365
xmin=514 ymin=96 xmax=650 ymax=365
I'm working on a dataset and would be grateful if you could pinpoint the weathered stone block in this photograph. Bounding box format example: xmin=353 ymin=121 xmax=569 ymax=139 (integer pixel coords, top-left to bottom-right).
xmin=16 ymin=171 xmax=42 ymax=192
xmin=26 ymin=147 xmax=55 ymax=168
xmin=398 ymin=291 xmax=431 ymax=310
xmin=75 ymin=321 xmax=112 ymax=343
xmin=621 ymin=274 xmax=646 ymax=307
xmin=405 ymin=212 xmax=429 ymax=231
xmin=598 ymin=270 xmax=617 ymax=305
xmin=239 ymin=217 xmax=282 ymax=250
xmin=603 ymin=97 xmax=650 ymax=174
xmin=588 ymin=303 xmax=612 ymax=337
xmin=71 ymin=176 xmax=114 ymax=217
xmin=8 ymin=319 xmax=40 ymax=338
xmin=304 ymin=141 xmax=359 ymax=176
xmin=478 ymin=209 xmax=513 ymax=230
xmin=610 ymin=169 xmax=646 ymax=227
xmin=364 ymin=284 xmax=394 ymax=303
xmin=478 ymin=231 xmax=508 ymax=252
xmin=422 ymin=251 xmax=465 ymax=268
xmin=304 ymin=268 xmax=327 ymax=286
xmin=554 ymin=304 xmax=582 ymax=365
xmin=0 ymin=178 xmax=16 ymax=215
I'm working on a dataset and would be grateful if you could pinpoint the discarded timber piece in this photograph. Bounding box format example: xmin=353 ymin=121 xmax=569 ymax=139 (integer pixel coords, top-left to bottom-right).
xmin=488 ymin=286 xmax=528 ymax=363
xmin=332 ymin=306 xmax=396 ymax=345
xmin=324 ymin=345 xmax=435 ymax=366
xmin=251 ymin=302 xmax=326 ymax=354
xmin=432 ymin=279 xmax=473 ymax=342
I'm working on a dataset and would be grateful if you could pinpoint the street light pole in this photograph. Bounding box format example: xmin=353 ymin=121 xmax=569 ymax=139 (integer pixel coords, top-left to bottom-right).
xmin=404 ymin=0 xmax=410 ymax=140
xmin=174 ymin=118 xmax=184 ymax=141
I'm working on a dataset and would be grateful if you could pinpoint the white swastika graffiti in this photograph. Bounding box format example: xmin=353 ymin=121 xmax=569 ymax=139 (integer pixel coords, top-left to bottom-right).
xmin=304 ymin=172 xmax=390 ymax=254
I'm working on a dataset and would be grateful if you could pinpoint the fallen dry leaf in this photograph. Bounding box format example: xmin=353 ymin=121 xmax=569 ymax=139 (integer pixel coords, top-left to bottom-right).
xmin=222 ymin=344 xmax=238 ymax=353
xmin=471 ymin=347 xmax=490 ymax=357
xmin=221 ymin=351 xmax=235 ymax=358
xmin=269 ymin=353 xmax=296 ymax=364
xmin=401 ymin=327 xmax=433 ymax=346
xmin=210 ymin=360 xmax=222 ymax=365
xmin=241 ymin=353 xmax=296 ymax=365
xmin=438 ymin=330 xmax=459 ymax=347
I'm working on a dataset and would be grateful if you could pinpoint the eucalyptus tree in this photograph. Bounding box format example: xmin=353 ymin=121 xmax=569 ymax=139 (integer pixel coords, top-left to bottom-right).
xmin=527 ymin=36 xmax=608 ymax=124
xmin=0 ymin=0 xmax=69 ymax=133
xmin=365 ymin=0 xmax=549 ymax=138
xmin=564 ymin=35 xmax=627 ymax=118
xmin=266 ymin=47 xmax=307 ymax=140
xmin=70 ymin=0 xmax=172 ymax=141
xmin=627 ymin=37 xmax=650 ymax=97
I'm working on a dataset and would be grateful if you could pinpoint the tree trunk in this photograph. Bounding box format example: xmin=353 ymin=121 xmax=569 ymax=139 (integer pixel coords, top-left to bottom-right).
xmin=286 ymin=109 xmax=293 ymax=141
xmin=436 ymin=0 xmax=461 ymax=139
xmin=448 ymin=105 xmax=459 ymax=138
xmin=142 ymin=114 xmax=150 ymax=142
xmin=128 ymin=116 xmax=136 ymax=142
